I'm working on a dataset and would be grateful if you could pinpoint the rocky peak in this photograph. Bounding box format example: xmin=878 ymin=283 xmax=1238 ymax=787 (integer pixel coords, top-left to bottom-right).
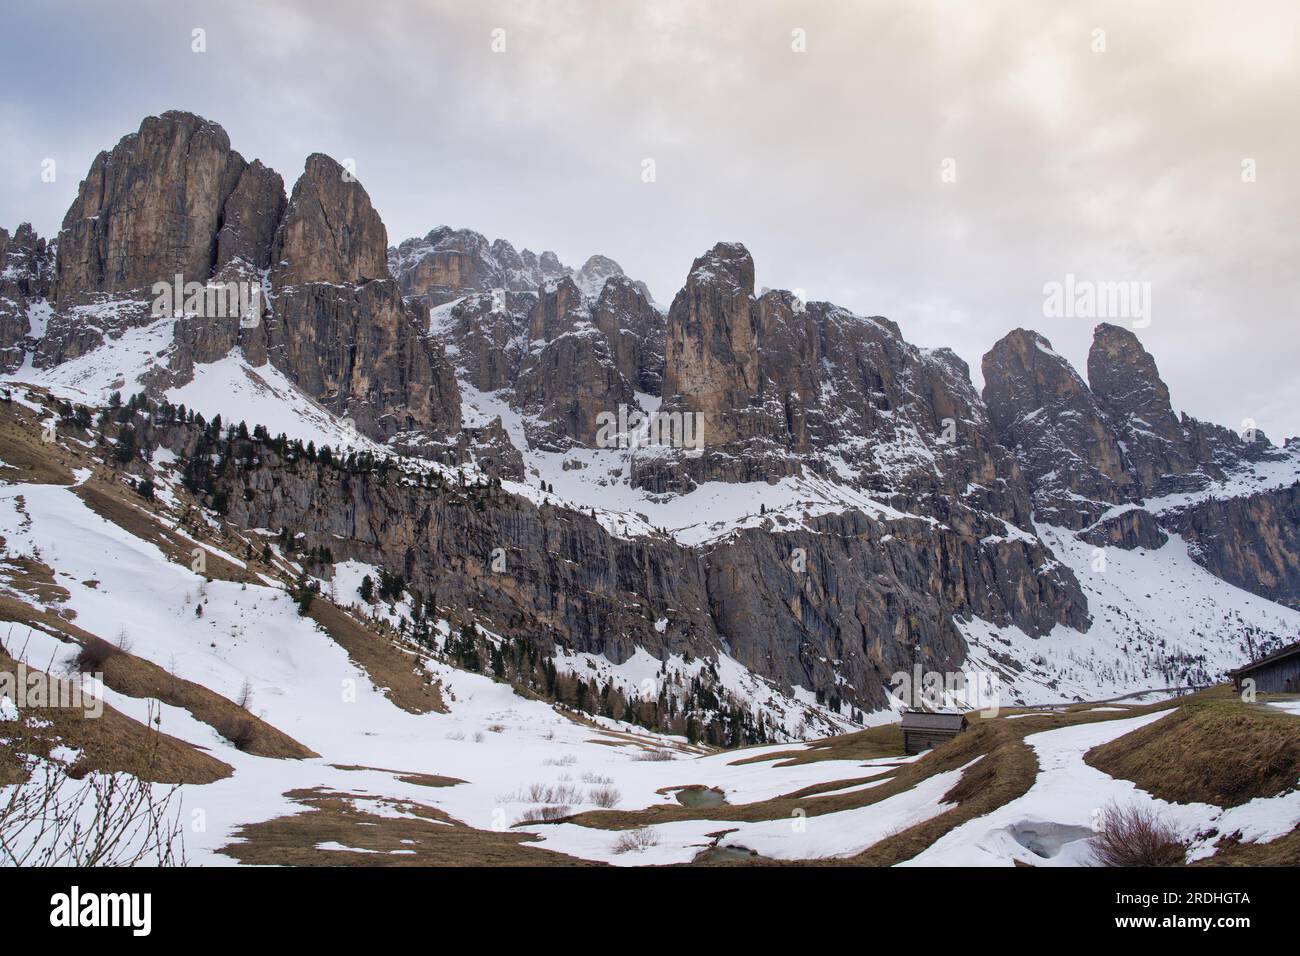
xmin=573 ymin=254 xmax=623 ymax=296
xmin=271 ymin=154 xmax=389 ymax=286
xmin=54 ymin=110 xmax=246 ymax=302
xmin=982 ymin=328 xmax=1134 ymax=527
xmin=592 ymin=274 xmax=665 ymax=394
xmin=389 ymin=227 xmax=578 ymax=307
xmin=1086 ymin=323 xmax=1199 ymax=493
xmin=216 ymin=160 xmax=286 ymax=272
xmin=661 ymin=242 xmax=761 ymax=446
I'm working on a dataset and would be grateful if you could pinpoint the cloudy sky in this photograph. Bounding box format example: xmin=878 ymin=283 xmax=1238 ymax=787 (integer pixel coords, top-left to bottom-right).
xmin=2 ymin=0 xmax=1297 ymax=438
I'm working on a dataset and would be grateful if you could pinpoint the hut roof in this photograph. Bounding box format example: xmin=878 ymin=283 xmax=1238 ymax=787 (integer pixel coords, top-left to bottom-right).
xmin=900 ymin=710 xmax=968 ymax=732
xmin=1228 ymin=640 xmax=1300 ymax=677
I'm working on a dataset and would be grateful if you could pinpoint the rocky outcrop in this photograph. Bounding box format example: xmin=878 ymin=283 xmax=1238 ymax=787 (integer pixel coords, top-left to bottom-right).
xmin=430 ymin=275 xmax=661 ymax=451
xmin=0 ymin=224 xmax=53 ymax=371
xmin=1087 ymin=323 xmax=1199 ymax=494
xmin=270 ymin=154 xmax=388 ymax=286
xmin=642 ymin=244 xmax=1033 ymax=529
xmin=1079 ymin=507 xmax=1169 ymax=551
xmin=1163 ymin=483 xmax=1300 ymax=609
xmin=266 ymin=154 xmax=460 ymax=441
xmin=982 ymin=328 xmax=1135 ymax=528
xmin=216 ymin=160 xmax=286 ymax=273
xmin=592 ymin=274 xmax=665 ymax=394
xmin=53 ymin=111 xmax=246 ymax=303
xmin=514 ymin=279 xmax=636 ymax=449
xmin=661 ymin=242 xmax=762 ymax=447
xmin=267 ymin=280 xmax=461 ymax=440
xmin=31 ymin=112 xmax=461 ymax=445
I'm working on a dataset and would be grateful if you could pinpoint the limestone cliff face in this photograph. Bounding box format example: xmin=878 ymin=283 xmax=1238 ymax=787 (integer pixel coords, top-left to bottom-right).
xmin=266 ymin=154 xmax=461 ymax=441
xmin=137 ymin=420 xmax=1085 ymax=711
xmin=1163 ymin=483 xmax=1300 ymax=610
xmin=981 ymin=323 xmax=1300 ymax=609
xmin=388 ymin=227 xmax=652 ymax=308
xmin=270 ymin=154 xmax=388 ymax=286
xmin=661 ymin=242 xmax=762 ymax=447
xmin=430 ymin=274 xmax=664 ymax=451
xmin=514 ymin=278 xmax=636 ymax=449
xmin=53 ymin=111 xmax=245 ymax=302
xmin=642 ymin=245 xmax=1033 ymax=530
xmin=0 ymin=224 xmax=53 ymax=372
xmin=216 ymin=160 xmax=286 ymax=274
xmin=592 ymin=274 xmax=664 ymax=394
xmin=38 ymin=112 xmax=253 ymax=368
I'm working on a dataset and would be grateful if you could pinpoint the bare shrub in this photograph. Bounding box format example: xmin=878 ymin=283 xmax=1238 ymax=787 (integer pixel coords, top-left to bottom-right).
xmin=236 ymin=679 xmax=254 ymax=711
xmin=581 ymin=772 xmax=612 ymax=784
xmin=589 ymin=785 xmax=621 ymax=808
xmin=0 ymin=705 xmax=185 ymax=866
xmin=543 ymin=754 xmax=577 ymax=767
xmin=611 ymin=827 xmax=660 ymax=854
xmin=220 ymin=715 xmax=257 ymax=752
xmin=1090 ymin=802 xmax=1188 ymax=867
xmin=633 ymin=749 xmax=676 ymax=762
xmin=516 ymin=805 xmax=571 ymax=823
xmin=486 ymin=723 xmax=506 ymax=733
xmin=74 ymin=636 xmax=118 ymax=672
xmin=520 ymin=782 xmax=584 ymax=804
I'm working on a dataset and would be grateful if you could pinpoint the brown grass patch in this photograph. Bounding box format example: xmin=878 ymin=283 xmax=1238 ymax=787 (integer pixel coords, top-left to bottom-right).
xmin=329 ymin=764 xmax=465 ymax=788
xmin=0 ymin=398 xmax=78 ymax=485
xmin=0 ymin=649 xmax=231 ymax=785
xmin=307 ymin=599 xmax=446 ymax=715
xmin=1193 ymin=824 xmax=1300 ymax=866
xmin=727 ymin=722 xmax=904 ymax=767
xmin=1085 ymin=691 xmax=1300 ymax=807
xmin=219 ymin=788 xmax=599 ymax=866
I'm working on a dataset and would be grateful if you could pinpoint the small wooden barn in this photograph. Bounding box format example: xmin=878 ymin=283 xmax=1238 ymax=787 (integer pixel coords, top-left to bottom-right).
xmin=900 ymin=710 xmax=968 ymax=755
xmin=1229 ymin=640 xmax=1300 ymax=695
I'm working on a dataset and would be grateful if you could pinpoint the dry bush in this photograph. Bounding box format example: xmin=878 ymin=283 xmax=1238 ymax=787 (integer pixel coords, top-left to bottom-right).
xmin=543 ymin=754 xmax=577 ymax=767
xmin=588 ymin=785 xmax=621 ymax=808
xmin=520 ymin=782 xmax=583 ymax=804
xmin=235 ymin=679 xmax=254 ymax=711
xmin=581 ymin=772 xmax=612 ymax=784
xmin=611 ymin=827 xmax=660 ymax=854
xmin=516 ymin=804 xmax=571 ymax=823
xmin=220 ymin=715 xmax=258 ymax=752
xmin=1091 ymin=802 xmax=1188 ymax=867
xmin=633 ymin=749 xmax=675 ymax=762
xmin=486 ymin=723 xmax=506 ymax=733
xmin=74 ymin=636 xmax=119 ymax=672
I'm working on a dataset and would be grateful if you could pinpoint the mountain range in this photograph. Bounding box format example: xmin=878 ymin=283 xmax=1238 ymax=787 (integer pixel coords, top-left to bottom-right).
xmin=3 ymin=109 xmax=1298 ymax=735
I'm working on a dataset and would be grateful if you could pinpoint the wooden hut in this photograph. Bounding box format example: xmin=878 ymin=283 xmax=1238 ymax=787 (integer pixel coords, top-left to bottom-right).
xmin=900 ymin=710 xmax=968 ymax=755
xmin=1229 ymin=640 xmax=1300 ymax=695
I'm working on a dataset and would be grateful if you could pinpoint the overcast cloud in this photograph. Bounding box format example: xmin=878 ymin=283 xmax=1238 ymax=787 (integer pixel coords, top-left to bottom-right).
xmin=2 ymin=0 xmax=1297 ymax=438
